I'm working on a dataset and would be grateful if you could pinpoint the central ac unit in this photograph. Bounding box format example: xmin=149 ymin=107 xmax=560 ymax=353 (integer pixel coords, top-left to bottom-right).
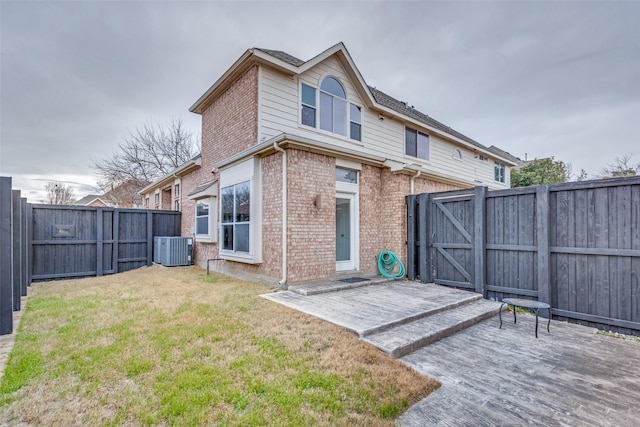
xmin=154 ymin=237 xmax=193 ymax=267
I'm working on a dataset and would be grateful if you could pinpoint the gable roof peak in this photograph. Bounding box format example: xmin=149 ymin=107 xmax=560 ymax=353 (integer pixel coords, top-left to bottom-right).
xmin=252 ymin=48 xmax=305 ymax=66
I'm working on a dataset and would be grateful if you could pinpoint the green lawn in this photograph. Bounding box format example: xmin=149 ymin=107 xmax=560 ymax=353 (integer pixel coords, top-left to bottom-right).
xmin=0 ymin=266 xmax=438 ymax=426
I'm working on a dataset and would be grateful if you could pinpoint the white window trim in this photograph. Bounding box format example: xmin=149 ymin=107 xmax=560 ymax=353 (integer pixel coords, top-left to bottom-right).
xmin=188 ymin=181 xmax=219 ymax=243
xmin=218 ymin=158 xmax=262 ymax=264
xmin=193 ymin=197 xmax=218 ymax=243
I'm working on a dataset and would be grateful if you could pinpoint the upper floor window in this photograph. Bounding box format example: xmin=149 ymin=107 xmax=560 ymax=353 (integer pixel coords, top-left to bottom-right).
xmin=300 ymin=78 xmax=361 ymax=141
xmin=174 ymin=184 xmax=180 ymax=196
xmin=350 ymin=104 xmax=361 ymax=142
xmin=453 ymin=149 xmax=462 ymax=160
xmin=145 ymin=197 xmax=149 ymax=208
xmin=154 ymin=193 xmax=160 ymax=204
xmin=301 ymin=84 xmax=316 ymax=128
xmin=405 ymin=127 xmax=429 ymax=160
xmin=494 ymin=162 xmax=506 ymax=183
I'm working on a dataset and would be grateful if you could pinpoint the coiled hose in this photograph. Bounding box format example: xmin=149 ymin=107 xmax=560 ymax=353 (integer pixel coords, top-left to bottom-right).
xmin=377 ymin=250 xmax=406 ymax=279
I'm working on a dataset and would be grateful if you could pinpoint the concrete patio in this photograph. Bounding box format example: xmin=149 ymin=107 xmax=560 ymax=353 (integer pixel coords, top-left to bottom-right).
xmin=262 ymin=279 xmax=640 ymax=426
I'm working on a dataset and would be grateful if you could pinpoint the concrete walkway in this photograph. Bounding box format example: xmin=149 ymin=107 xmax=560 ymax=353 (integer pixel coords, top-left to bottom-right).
xmin=262 ymin=281 xmax=640 ymax=426
xmin=0 ymin=296 xmax=27 ymax=378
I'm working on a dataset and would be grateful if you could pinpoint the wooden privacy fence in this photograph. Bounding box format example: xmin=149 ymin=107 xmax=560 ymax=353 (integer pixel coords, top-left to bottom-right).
xmin=406 ymin=176 xmax=640 ymax=335
xmin=0 ymin=176 xmax=182 ymax=335
xmin=31 ymin=204 xmax=181 ymax=280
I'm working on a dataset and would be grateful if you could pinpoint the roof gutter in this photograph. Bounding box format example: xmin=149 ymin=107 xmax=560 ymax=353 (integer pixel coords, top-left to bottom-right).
xmin=214 ymin=133 xmax=386 ymax=171
xmin=272 ymin=141 xmax=288 ymax=288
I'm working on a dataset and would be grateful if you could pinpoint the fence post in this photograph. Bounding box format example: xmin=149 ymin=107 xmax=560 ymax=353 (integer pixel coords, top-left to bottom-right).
xmin=20 ymin=198 xmax=27 ymax=296
xmin=423 ymin=193 xmax=434 ymax=283
xmin=146 ymin=211 xmax=153 ymax=266
xmin=473 ymin=186 xmax=487 ymax=296
xmin=96 ymin=208 xmax=103 ymax=277
xmin=418 ymin=193 xmax=429 ymax=283
xmin=113 ymin=210 xmax=119 ymax=274
xmin=406 ymin=195 xmax=417 ymax=280
xmin=536 ymin=185 xmax=552 ymax=305
xmin=26 ymin=203 xmax=33 ymax=287
xmin=0 ymin=177 xmax=13 ymax=334
xmin=12 ymin=190 xmax=21 ymax=311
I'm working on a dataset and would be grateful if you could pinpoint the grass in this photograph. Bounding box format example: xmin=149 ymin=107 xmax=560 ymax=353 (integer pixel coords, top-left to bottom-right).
xmin=0 ymin=266 xmax=439 ymax=426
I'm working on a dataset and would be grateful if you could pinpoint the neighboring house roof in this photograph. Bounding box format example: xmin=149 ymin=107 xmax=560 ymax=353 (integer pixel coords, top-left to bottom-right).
xmin=74 ymin=194 xmax=113 ymax=207
xmin=139 ymin=154 xmax=203 ymax=195
xmin=190 ymin=42 xmax=516 ymax=166
xmin=74 ymin=195 xmax=103 ymax=205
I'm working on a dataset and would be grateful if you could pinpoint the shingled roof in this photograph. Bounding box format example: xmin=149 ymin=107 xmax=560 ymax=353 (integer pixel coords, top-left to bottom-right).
xmin=367 ymin=86 xmax=488 ymax=151
xmin=254 ymin=48 xmax=305 ymax=67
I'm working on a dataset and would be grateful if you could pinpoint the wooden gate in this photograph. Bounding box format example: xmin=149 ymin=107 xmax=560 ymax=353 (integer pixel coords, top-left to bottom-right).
xmin=430 ymin=192 xmax=476 ymax=291
xmin=406 ymin=186 xmax=486 ymax=294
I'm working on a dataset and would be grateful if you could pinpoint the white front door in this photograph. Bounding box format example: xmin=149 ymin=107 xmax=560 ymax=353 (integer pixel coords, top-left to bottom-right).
xmin=336 ymin=193 xmax=357 ymax=271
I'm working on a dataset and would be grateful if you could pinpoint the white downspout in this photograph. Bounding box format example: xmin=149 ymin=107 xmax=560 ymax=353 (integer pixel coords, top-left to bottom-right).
xmin=273 ymin=142 xmax=287 ymax=287
xmin=410 ymin=170 xmax=421 ymax=195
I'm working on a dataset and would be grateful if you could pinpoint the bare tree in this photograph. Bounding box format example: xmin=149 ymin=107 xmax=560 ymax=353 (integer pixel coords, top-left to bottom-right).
xmin=44 ymin=182 xmax=76 ymax=205
xmin=599 ymin=154 xmax=639 ymax=178
xmin=93 ymin=118 xmax=198 ymax=206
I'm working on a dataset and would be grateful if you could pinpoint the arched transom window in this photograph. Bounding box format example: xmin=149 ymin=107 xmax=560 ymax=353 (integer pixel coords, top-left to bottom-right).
xmin=300 ymin=77 xmax=362 ymax=141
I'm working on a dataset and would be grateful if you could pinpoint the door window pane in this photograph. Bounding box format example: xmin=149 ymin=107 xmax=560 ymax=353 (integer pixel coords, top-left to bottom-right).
xmin=336 ymin=198 xmax=351 ymax=261
xmin=336 ymin=167 xmax=358 ymax=184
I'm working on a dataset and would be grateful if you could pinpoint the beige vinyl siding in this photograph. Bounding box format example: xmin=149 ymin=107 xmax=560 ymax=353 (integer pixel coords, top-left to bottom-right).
xmin=259 ymin=59 xmax=510 ymax=190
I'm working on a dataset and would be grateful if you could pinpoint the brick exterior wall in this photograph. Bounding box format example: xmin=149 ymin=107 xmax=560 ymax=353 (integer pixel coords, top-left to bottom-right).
xmin=359 ymin=164 xmax=385 ymax=274
xmin=259 ymin=152 xmax=283 ymax=279
xmin=180 ymin=65 xmax=259 ymax=269
xmin=285 ymin=149 xmax=336 ymax=282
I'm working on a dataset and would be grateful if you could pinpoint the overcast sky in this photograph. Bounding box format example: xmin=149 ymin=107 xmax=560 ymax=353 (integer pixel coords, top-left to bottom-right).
xmin=1 ymin=1 xmax=639 ymax=203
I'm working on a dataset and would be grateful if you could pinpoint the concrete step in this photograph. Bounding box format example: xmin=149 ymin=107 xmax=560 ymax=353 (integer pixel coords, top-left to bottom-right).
xmin=359 ymin=292 xmax=483 ymax=337
xmin=288 ymin=276 xmax=394 ymax=296
xmin=362 ymin=299 xmax=502 ymax=358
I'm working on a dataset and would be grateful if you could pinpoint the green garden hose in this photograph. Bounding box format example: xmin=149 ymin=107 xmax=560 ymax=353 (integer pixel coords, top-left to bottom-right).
xmin=377 ymin=250 xmax=406 ymax=279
